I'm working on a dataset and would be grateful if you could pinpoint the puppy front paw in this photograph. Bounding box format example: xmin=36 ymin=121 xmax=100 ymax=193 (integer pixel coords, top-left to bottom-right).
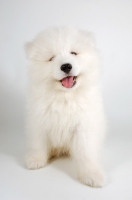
xmin=79 ymin=168 xmax=105 ymax=188
xmin=26 ymin=154 xmax=47 ymax=170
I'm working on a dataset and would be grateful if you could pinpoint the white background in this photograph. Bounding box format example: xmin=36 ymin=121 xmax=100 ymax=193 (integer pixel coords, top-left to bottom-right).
xmin=0 ymin=0 xmax=132 ymax=199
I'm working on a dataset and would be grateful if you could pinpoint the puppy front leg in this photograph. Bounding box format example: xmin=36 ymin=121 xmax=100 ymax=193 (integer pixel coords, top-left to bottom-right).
xmin=71 ymin=128 xmax=105 ymax=187
xmin=26 ymin=125 xmax=48 ymax=170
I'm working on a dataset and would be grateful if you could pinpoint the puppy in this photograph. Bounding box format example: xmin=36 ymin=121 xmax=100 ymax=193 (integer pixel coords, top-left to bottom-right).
xmin=25 ymin=27 xmax=106 ymax=187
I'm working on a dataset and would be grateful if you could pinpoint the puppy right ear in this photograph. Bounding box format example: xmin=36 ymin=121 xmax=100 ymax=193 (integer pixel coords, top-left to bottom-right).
xmin=24 ymin=42 xmax=33 ymax=60
xmin=79 ymin=30 xmax=96 ymax=47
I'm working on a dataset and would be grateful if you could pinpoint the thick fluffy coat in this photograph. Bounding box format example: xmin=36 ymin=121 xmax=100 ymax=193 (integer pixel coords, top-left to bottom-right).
xmin=25 ymin=27 xmax=106 ymax=187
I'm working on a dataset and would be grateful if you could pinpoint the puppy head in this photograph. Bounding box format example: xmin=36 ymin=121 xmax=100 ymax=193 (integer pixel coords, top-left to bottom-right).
xmin=25 ymin=27 xmax=100 ymax=91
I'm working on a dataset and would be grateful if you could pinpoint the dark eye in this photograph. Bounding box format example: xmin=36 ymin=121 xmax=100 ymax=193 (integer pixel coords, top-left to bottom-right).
xmin=49 ymin=56 xmax=54 ymax=61
xmin=71 ymin=52 xmax=77 ymax=55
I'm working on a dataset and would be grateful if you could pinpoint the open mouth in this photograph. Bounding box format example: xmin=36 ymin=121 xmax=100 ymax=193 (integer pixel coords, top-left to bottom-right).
xmin=60 ymin=76 xmax=77 ymax=88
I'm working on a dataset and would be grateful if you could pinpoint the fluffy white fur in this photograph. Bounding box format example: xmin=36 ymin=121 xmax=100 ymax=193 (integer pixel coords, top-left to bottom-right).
xmin=25 ymin=27 xmax=106 ymax=187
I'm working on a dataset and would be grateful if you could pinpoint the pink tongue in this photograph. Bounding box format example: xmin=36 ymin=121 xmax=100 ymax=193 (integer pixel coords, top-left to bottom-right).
xmin=61 ymin=76 xmax=74 ymax=88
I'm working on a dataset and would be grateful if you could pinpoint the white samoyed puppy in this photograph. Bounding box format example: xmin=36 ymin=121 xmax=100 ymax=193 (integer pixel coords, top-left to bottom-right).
xmin=25 ymin=27 xmax=106 ymax=187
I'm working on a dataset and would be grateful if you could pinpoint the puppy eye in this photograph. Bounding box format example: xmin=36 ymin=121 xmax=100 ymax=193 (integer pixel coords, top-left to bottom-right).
xmin=49 ymin=56 xmax=54 ymax=61
xmin=71 ymin=52 xmax=77 ymax=55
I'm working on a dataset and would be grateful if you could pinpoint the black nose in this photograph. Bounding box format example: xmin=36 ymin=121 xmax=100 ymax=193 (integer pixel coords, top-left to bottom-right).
xmin=61 ymin=63 xmax=72 ymax=74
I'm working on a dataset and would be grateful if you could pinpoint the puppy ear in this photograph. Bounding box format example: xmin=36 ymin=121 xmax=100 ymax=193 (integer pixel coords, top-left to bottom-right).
xmin=80 ymin=30 xmax=95 ymax=47
xmin=24 ymin=42 xmax=34 ymax=60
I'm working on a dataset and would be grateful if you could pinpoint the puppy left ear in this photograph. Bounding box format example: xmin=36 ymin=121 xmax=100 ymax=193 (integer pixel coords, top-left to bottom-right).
xmin=80 ymin=30 xmax=95 ymax=47
xmin=24 ymin=42 xmax=34 ymax=60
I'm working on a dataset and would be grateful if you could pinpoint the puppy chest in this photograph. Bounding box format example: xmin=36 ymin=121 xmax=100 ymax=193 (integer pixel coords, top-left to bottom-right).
xmin=44 ymin=106 xmax=79 ymax=147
